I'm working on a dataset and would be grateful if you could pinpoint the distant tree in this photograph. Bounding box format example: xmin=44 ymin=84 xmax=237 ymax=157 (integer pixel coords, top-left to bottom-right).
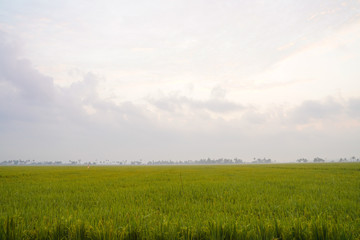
xmin=296 ymin=158 xmax=308 ymax=163
xmin=313 ymin=157 xmax=325 ymax=163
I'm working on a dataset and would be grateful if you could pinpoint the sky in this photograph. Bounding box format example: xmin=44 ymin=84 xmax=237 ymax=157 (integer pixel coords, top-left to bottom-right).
xmin=0 ymin=0 xmax=360 ymax=163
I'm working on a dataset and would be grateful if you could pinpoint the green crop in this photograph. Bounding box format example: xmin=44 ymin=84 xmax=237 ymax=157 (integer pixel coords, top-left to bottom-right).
xmin=0 ymin=163 xmax=359 ymax=239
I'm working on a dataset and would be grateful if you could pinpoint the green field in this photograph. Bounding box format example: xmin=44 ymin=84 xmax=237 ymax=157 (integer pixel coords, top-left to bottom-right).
xmin=0 ymin=163 xmax=359 ymax=239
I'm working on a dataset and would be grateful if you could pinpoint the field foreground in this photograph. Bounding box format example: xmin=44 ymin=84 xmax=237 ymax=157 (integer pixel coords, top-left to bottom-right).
xmin=0 ymin=163 xmax=359 ymax=239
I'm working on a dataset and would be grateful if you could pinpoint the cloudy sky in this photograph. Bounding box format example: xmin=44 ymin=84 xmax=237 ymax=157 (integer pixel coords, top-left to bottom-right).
xmin=1 ymin=0 xmax=360 ymax=163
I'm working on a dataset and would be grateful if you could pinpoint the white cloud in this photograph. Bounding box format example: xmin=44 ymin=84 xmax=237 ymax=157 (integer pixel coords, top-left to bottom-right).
xmin=1 ymin=1 xmax=360 ymax=162
xmin=289 ymin=98 xmax=344 ymax=124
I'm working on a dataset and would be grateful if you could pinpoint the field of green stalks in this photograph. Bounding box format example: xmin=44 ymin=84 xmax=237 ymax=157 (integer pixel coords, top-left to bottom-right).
xmin=0 ymin=163 xmax=359 ymax=239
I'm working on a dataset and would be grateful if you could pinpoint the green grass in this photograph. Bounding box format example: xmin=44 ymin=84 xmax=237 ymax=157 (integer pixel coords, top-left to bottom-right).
xmin=0 ymin=163 xmax=359 ymax=239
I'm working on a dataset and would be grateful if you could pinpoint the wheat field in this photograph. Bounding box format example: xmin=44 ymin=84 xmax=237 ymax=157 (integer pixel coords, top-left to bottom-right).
xmin=0 ymin=163 xmax=359 ymax=239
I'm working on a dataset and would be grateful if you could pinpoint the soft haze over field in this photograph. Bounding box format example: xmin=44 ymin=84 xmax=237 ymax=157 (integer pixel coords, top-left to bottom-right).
xmin=0 ymin=0 xmax=360 ymax=162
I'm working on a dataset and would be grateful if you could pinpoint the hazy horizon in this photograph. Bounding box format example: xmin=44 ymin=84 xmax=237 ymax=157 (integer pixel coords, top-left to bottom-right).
xmin=1 ymin=0 xmax=360 ymax=163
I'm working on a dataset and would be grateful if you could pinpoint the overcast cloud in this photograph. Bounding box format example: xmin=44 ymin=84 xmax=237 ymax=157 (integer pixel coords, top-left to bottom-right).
xmin=0 ymin=1 xmax=360 ymax=162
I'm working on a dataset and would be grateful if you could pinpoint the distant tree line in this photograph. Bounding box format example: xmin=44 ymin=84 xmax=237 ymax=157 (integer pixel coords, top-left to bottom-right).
xmin=1 ymin=156 xmax=359 ymax=166
xmin=0 ymin=158 xmax=244 ymax=166
xmin=146 ymin=158 xmax=244 ymax=165
xmin=296 ymin=156 xmax=360 ymax=163
xmin=0 ymin=159 xmax=63 ymax=165
xmin=251 ymin=158 xmax=272 ymax=164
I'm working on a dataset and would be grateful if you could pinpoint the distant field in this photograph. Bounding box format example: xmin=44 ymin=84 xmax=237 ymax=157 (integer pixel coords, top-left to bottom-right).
xmin=0 ymin=163 xmax=359 ymax=239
